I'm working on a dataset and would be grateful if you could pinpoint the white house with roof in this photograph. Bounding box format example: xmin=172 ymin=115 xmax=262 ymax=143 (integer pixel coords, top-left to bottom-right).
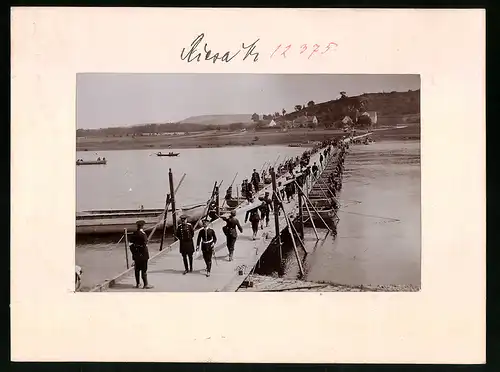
xmin=359 ymin=111 xmax=378 ymax=124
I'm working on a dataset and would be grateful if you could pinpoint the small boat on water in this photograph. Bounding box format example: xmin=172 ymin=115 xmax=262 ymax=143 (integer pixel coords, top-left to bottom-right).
xmin=156 ymin=151 xmax=180 ymax=157
xmin=76 ymin=158 xmax=107 ymax=165
xmin=224 ymin=186 xmax=245 ymax=209
xmin=225 ymin=197 xmax=246 ymax=209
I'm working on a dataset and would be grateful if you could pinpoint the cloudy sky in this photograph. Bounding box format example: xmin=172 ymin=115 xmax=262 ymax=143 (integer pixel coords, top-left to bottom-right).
xmin=76 ymin=74 xmax=420 ymax=129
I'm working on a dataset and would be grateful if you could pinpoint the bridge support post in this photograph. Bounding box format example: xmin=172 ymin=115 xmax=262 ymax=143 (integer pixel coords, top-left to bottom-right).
xmin=298 ymin=184 xmax=304 ymax=240
xmin=124 ymin=228 xmax=130 ymax=269
xmin=270 ymin=167 xmax=282 ymax=261
xmin=215 ymin=185 xmax=220 ymax=216
xmin=168 ymin=168 xmax=177 ymax=239
xmin=159 ymin=194 xmax=171 ymax=251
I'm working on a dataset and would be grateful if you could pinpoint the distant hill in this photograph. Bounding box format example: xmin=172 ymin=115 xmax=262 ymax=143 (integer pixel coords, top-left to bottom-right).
xmin=76 ymin=90 xmax=420 ymax=138
xmin=277 ymin=90 xmax=420 ymax=127
xmin=179 ymin=114 xmax=253 ymax=126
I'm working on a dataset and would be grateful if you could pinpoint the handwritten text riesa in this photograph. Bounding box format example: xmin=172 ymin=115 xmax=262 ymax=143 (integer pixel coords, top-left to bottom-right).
xmin=270 ymin=42 xmax=338 ymax=59
xmin=180 ymin=33 xmax=260 ymax=64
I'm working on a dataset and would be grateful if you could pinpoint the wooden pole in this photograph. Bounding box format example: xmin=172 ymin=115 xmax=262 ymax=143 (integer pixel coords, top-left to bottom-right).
xmin=295 ymin=182 xmax=333 ymax=234
xmin=124 ymin=228 xmax=130 ymax=269
xmin=281 ymin=204 xmax=304 ymax=277
xmin=275 ymin=193 xmax=307 ymax=254
xmin=159 ymin=194 xmax=171 ymax=251
xmin=298 ymin=184 xmax=304 ymax=239
xmin=148 ymin=174 xmax=185 ymax=241
xmin=303 ymin=190 xmax=319 ymax=240
xmin=215 ymin=186 xmax=220 ymax=216
xmin=194 ymin=181 xmax=218 ymax=229
xmin=168 ymin=168 xmax=177 ymax=238
xmin=270 ymin=167 xmax=282 ymax=261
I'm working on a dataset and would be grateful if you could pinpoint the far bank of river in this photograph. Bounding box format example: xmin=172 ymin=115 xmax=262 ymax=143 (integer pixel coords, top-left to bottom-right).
xmin=76 ymin=125 xmax=420 ymax=152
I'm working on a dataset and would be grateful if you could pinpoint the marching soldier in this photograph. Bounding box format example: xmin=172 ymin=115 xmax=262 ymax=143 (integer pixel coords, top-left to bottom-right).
xmin=207 ymin=200 xmax=218 ymax=222
xmin=221 ymin=210 xmax=243 ymax=261
xmin=319 ymin=153 xmax=324 ymax=170
xmin=245 ymin=204 xmax=261 ymax=240
xmin=312 ymin=162 xmax=319 ymax=180
xmin=260 ymin=191 xmax=273 ymax=227
xmin=251 ymin=168 xmax=261 ymax=194
xmin=175 ymin=215 xmax=195 ymax=274
xmin=129 ymin=220 xmax=153 ymax=289
xmin=196 ymin=219 xmax=217 ymax=277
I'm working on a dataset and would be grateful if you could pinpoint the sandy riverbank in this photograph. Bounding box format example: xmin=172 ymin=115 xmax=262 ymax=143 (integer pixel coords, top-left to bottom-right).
xmin=237 ymin=275 xmax=421 ymax=292
xmin=76 ymin=125 xmax=420 ymax=152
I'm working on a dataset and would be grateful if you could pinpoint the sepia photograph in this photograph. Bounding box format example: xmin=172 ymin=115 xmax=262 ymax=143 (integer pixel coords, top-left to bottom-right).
xmin=76 ymin=73 xmax=421 ymax=293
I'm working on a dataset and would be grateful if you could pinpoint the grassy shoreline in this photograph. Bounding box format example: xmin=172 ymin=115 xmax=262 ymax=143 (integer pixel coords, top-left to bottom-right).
xmin=76 ymin=125 xmax=420 ymax=152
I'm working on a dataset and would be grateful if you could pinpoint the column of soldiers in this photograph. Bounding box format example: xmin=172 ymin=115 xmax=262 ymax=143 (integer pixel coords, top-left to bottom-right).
xmin=127 ymin=138 xmax=344 ymax=287
xmin=327 ymin=139 xmax=347 ymax=195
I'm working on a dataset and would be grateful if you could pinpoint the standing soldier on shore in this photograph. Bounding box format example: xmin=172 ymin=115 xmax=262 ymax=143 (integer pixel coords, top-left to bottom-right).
xmin=176 ymin=215 xmax=195 ymax=274
xmin=251 ymin=168 xmax=261 ymax=194
xmin=129 ymin=220 xmax=153 ymax=289
xmin=221 ymin=210 xmax=243 ymax=261
xmin=196 ymin=219 xmax=217 ymax=277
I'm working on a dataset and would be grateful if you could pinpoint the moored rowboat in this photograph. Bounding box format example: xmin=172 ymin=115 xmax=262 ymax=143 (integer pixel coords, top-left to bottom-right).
xmin=156 ymin=152 xmax=180 ymax=157
xmin=76 ymin=159 xmax=107 ymax=165
xmin=76 ymin=203 xmax=205 ymax=235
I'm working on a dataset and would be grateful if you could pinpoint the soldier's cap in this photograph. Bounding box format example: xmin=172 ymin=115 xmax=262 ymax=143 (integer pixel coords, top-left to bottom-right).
xmin=230 ymin=210 xmax=236 ymax=216
xmin=136 ymin=220 xmax=146 ymax=226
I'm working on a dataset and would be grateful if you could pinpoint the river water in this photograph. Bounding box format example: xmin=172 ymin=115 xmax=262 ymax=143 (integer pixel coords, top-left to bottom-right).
xmin=76 ymin=140 xmax=421 ymax=290
xmin=76 ymin=146 xmax=306 ymax=211
xmin=272 ymin=140 xmax=421 ymax=286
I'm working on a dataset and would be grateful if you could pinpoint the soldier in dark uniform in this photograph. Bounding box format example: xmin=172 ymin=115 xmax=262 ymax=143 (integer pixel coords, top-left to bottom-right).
xmin=245 ymin=205 xmax=261 ymax=240
xmin=129 ymin=220 xmax=153 ymax=289
xmin=319 ymin=153 xmax=324 ymax=170
xmin=175 ymin=215 xmax=195 ymax=274
xmin=285 ymin=179 xmax=294 ymax=203
xmin=207 ymin=201 xmax=218 ymax=222
xmin=196 ymin=219 xmax=217 ymax=277
xmin=312 ymin=162 xmax=319 ymax=180
xmin=251 ymin=169 xmax=260 ymax=194
xmin=221 ymin=210 xmax=243 ymax=261
xmin=260 ymin=191 xmax=273 ymax=227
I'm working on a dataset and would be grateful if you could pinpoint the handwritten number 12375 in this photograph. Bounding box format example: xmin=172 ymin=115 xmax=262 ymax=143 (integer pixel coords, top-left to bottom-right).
xmin=270 ymin=42 xmax=338 ymax=59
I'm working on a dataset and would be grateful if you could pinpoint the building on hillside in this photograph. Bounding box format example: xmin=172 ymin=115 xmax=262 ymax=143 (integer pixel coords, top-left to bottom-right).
xmin=256 ymin=119 xmax=278 ymax=129
xmin=341 ymin=116 xmax=354 ymax=126
xmin=293 ymin=115 xmax=319 ymax=128
xmin=358 ymin=111 xmax=378 ymax=126
xmin=366 ymin=111 xmax=378 ymax=124
xmin=275 ymin=119 xmax=293 ymax=129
